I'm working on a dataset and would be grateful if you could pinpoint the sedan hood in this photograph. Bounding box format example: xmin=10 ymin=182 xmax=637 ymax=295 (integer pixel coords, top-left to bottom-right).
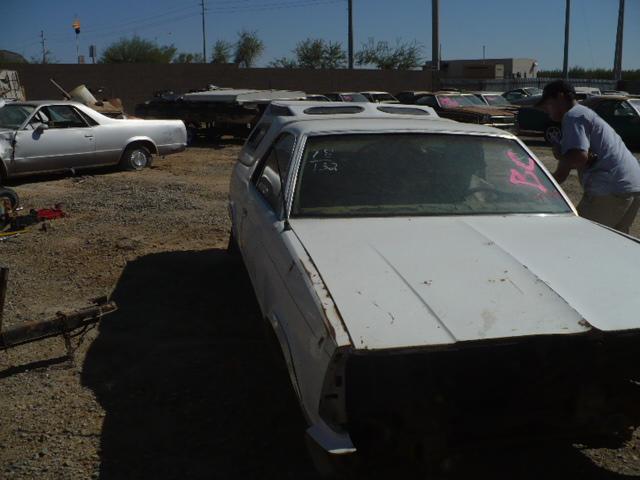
xmin=290 ymin=216 xmax=640 ymax=350
xmin=447 ymin=105 xmax=514 ymax=116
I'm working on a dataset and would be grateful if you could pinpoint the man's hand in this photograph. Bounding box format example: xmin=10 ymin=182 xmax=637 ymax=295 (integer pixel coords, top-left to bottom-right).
xmin=552 ymin=149 xmax=589 ymax=184
xmin=553 ymin=161 xmax=571 ymax=184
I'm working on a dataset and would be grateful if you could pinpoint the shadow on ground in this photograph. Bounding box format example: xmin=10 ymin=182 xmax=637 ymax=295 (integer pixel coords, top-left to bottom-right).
xmin=80 ymin=249 xmax=640 ymax=480
xmin=81 ymin=249 xmax=319 ymax=480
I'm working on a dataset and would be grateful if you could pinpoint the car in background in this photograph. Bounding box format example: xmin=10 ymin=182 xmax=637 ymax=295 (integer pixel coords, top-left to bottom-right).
xmin=518 ymin=96 xmax=640 ymax=147
xmin=322 ymin=92 xmax=369 ymax=103
xmin=502 ymin=87 xmax=543 ymax=103
xmin=574 ymin=86 xmax=601 ymax=100
xmin=415 ymin=92 xmax=516 ymax=129
xmin=395 ymin=91 xmax=431 ymax=104
xmin=603 ymin=90 xmax=630 ymax=96
xmin=229 ymin=100 xmax=640 ymax=472
xmin=304 ymin=94 xmax=331 ymax=102
xmin=360 ymin=91 xmax=400 ymax=104
xmin=581 ymin=96 xmax=640 ymax=147
xmin=473 ymin=91 xmax=514 ymax=108
xmin=0 ymin=100 xmax=186 ymax=182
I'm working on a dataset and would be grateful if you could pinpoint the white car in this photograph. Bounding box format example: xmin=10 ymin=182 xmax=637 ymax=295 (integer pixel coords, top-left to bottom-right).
xmin=228 ymin=101 xmax=640 ymax=470
xmin=0 ymin=101 xmax=186 ymax=182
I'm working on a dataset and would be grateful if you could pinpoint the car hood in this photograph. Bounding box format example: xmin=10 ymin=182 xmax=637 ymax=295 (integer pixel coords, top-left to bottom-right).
xmin=290 ymin=215 xmax=640 ymax=350
xmin=446 ymin=105 xmax=514 ymax=116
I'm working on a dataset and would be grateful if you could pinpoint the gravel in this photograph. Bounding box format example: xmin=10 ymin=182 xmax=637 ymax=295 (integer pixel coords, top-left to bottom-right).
xmin=1 ymin=139 xmax=639 ymax=479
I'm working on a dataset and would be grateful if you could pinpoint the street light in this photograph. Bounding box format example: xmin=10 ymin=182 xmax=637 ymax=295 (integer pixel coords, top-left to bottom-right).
xmin=72 ymin=18 xmax=81 ymax=64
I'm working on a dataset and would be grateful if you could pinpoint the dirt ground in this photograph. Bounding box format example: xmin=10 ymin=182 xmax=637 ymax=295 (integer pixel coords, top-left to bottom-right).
xmin=1 ymin=138 xmax=640 ymax=480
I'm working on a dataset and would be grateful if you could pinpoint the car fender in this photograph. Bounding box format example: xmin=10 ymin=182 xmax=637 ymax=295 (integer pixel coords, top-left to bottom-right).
xmin=120 ymin=136 xmax=159 ymax=156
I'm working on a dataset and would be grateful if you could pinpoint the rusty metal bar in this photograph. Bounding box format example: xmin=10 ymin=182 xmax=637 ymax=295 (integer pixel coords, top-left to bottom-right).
xmin=0 ymin=300 xmax=117 ymax=351
xmin=49 ymin=78 xmax=72 ymax=100
xmin=0 ymin=267 xmax=7 ymax=334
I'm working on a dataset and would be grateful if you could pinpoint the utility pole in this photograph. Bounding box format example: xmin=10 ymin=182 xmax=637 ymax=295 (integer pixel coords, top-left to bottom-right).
xmin=562 ymin=0 xmax=570 ymax=79
xmin=483 ymin=45 xmax=486 ymax=60
xmin=613 ymin=0 xmax=625 ymax=81
xmin=432 ymin=0 xmax=440 ymax=72
xmin=40 ymin=30 xmax=47 ymax=64
xmin=200 ymin=0 xmax=207 ymax=62
xmin=348 ymin=0 xmax=354 ymax=69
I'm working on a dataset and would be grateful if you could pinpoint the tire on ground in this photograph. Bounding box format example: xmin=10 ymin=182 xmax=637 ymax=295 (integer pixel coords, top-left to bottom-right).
xmin=120 ymin=143 xmax=151 ymax=171
xmin=0 ymin=187 xmax=19 ymax=208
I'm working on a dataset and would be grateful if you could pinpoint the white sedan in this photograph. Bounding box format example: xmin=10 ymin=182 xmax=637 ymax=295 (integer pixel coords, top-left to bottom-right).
xmin=228 ymin=101 xmax=640 ymax=470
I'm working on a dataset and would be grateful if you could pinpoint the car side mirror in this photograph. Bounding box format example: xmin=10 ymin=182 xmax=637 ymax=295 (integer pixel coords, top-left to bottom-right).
xmin=34 ymin=122 xmax=49 ymax=132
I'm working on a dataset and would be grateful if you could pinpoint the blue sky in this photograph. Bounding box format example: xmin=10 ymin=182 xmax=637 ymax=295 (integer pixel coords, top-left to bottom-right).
xmin=2 ymin=0 xmax=639 ymax=70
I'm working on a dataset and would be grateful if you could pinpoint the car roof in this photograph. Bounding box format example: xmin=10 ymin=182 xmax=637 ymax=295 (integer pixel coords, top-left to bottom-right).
xmin=267 ymin=101 xmax=514 ymax=137
xmin=472 ymin=91 xmax=504 ymax=95
xmin=6 ymin=100 xmax=85 ymax=107
xmin=361 ymin=91 xmax=393 ymax=95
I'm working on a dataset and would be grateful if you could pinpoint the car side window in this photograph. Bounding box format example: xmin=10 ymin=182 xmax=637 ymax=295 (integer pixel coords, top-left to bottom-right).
xmin=246 ymin=122 xmax=271 ymax=151
xmin=41 ymin=105 xmax=88 ymax=129
xmin=595 ymin=101 xmax=616 ymax=117
xmin=417 ymin=96 xmax=438 ymax=108
xmin=614 ymin=102 xmax=637 ymax=118
xmin=252 ymin=133 xmax=296 ymax=212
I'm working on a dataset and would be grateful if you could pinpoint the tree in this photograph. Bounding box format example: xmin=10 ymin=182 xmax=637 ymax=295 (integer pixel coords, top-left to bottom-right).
xmin=356 ymin=39 xmax=423 ymax=70
xmin=268 ymin=57 xmax=298 ymax=69
xmin=173 ymin=52 xmax=204 ymax=64
xmin=211 ymin=40 xmax=233 ymax=64
xmin=294 ymin=39 xmax=346 ymax=69
xmin=100 ymin=36 xmax=176 ymax=63
xmin=268 ymin=38 xmax=346 ymax=69
xmin=234 ymin=30 xmax=264 ymax=68
xmin=0 ymin=50 xmax=29 ymax=65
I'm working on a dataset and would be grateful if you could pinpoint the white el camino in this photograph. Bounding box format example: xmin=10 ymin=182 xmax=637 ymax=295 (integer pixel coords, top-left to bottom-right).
xmin=0 ymin=100 xmax=186 ymax=182
xmin=229 ymin=101 xmax=640 ymax=468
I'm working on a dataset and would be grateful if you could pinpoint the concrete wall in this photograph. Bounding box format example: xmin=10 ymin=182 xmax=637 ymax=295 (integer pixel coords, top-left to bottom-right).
xmin=8 ymin=64 xmax=434 ymax=113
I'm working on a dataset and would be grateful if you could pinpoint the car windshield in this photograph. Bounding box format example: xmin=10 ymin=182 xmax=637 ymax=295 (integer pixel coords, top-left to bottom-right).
xmin=0 ymin=104 xmax=35 ymax=129
xmin=341 ymin=93 xmax=368 ymax=103
xmin=524 ymin=88 xmax=543 ymax=96
xmin=292 ymin=133 xmax=571 ymax=217
xmin=484 ymin=95 xmax=510 ymax=106
xmin=371 ymin=93 xmax=397 ymax=102
xmin=436 ymin=95 xmax=478 ymax=108
xmin=629 ymin=99 xmax=640 ymax=114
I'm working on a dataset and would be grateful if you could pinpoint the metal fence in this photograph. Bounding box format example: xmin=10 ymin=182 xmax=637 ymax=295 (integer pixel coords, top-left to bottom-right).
xmin=441 ymin=77 xmax=618 ymax=92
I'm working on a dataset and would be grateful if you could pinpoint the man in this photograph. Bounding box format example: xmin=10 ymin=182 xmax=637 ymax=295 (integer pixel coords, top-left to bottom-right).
xmin=538 ymin=80 xmax=640 ymax=234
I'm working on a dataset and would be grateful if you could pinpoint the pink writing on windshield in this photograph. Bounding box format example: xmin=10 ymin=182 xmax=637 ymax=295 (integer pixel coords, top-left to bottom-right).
xmin=506 ymin=150 xmax=548 ymax=193
xmin=439 ymin=97 xmax=459 ymax=108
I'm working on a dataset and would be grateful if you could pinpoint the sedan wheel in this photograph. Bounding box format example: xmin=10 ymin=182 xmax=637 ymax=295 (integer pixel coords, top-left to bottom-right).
xmin=121 ymin=145 xmax=151 ymax=171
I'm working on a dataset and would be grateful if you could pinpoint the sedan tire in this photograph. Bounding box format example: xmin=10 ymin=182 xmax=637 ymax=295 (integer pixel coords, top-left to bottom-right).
xmin=120 ymin=144 xmax=151 ymax=171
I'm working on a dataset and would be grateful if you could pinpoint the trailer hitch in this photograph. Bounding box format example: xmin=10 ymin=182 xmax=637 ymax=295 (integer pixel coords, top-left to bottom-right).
xmin=0 ymin=267 xmax=117 ymax=363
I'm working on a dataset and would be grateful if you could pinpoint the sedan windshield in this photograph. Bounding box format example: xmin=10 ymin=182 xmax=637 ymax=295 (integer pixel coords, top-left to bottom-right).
xmin=341 ymin=93 xmax=368 ymax=103
xmin=436 ymin=95 xmax=478 ymax=108
xmin=0 ymin=104 xmax=35 ymax=129
xmin=629 ymin=99 xmax=640 ymax=115
xmin=484 ymin=95 xmax=510 ymax=106
xmin=292 ymin=134 xmax=571 ymax=217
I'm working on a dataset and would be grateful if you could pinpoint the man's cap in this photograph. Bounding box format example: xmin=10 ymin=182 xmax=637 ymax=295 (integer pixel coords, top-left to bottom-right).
xmin=535 ymin=80 xmax=576 ymax=107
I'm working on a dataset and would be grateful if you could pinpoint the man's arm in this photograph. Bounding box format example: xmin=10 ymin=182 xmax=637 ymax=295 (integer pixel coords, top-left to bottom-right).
xmin=552 ymin=148 xmax=589 ymax=184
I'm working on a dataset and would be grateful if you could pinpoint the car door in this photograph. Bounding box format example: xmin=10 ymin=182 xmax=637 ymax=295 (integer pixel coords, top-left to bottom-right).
xmin=12 ymin=104 xmax=95 ymax=174
xmin=593 ymin=100 xmax=639 ymax=145
xmin=240 ymin=133 xmax=296 ymax=291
